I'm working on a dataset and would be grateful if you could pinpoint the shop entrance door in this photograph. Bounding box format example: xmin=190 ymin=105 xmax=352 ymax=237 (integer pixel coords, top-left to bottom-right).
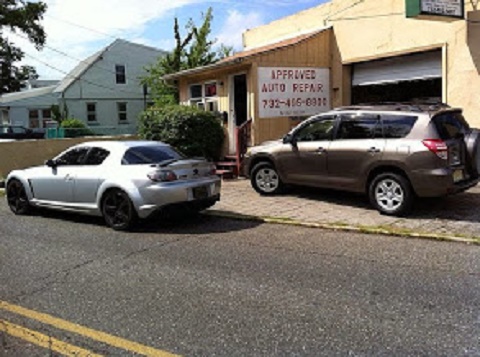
xmin=229 ymin=73 xmax=248 ymax=154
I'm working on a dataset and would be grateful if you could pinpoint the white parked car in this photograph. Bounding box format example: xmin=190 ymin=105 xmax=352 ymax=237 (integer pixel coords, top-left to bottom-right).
xmin=5 ymin=141 xmax=221 ymax=230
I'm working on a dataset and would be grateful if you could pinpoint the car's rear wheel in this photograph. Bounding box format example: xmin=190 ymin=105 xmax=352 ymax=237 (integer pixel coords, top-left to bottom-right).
xmin=250 ymin=162 xmax=284 ymax=195
xmin=102 ymin=189 xmax=137 ymax=231
xmin=369 ymin=173 xmax=413 ymax=216
xmin=6 ymin=179 xmax=31 ymax=215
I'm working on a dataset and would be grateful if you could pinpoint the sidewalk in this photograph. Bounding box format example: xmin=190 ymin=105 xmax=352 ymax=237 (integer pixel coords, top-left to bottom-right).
xmin=209 ymin=178 xmax=480 ymax=244
xmin=1 ymin=178 xmax=479 ymax=243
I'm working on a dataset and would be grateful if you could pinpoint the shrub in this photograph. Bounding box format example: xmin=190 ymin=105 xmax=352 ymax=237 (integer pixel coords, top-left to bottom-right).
xmin=61 ymin=118 xmax=94 ymax=138
xmin=139 ymin=105 xmax=225 ymax=161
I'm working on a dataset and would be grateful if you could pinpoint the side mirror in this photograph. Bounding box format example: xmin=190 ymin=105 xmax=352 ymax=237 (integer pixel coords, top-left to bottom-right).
xmin=45 ymin=159 xmax=57 ymax=168
xmin=283 ymin=133 xmax=297 ymax=146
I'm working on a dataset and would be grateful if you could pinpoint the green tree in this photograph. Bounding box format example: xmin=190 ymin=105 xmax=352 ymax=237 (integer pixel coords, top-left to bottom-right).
xmin=186 ymin=8 xmax=216 ymax=68
xmin=143 ymin=7 xmax=221 ymax=106
xmin=217 ymin=44 xmax=235 ymax=60
xmin=0 ymin=0 xmax=47 ymax=94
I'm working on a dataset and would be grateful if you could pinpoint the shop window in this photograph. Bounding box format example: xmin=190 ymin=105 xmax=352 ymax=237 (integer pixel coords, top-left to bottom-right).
xmin=117 ymin=102 xmax=128 ymax=122
xmin=189 ymin=82 xmax=218 ymax=112
xmin=190 ymin=84 xmax=202 ymax=99
xmin=86 ymin=103 xmax=97 ymax=122
xmin=205 ymin=83 xmax=217 ymax=97
xmin=29 ymin=109 xmax=39 ymax=128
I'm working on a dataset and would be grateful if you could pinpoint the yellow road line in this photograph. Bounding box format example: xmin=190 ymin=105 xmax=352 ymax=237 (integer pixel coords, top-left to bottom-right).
xmin=0 ymin=301 xmax=180 ymax=357
xmin=0 ymin=319 xmax=103 ymax=357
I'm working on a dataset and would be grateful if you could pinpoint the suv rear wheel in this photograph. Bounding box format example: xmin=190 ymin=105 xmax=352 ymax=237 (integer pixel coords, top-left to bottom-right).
xmin=250 ymin=162 xmax=284 ymax=195
xmin=369 ymin=173 xmax=413 ymax=216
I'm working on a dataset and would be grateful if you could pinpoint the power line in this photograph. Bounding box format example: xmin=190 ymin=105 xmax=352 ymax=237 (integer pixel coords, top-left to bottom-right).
xmin=329 ymin=12 xmax=404 ymax=22
xmin=9 ymin=31 xmax=158 ymax=84
xmin=22 ymin=52 xmax=144 ymax=97
xmin=44 ymin=14 xmax=119 ymax=41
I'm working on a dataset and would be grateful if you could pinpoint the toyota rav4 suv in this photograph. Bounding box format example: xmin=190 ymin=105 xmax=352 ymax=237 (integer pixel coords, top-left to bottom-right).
xmin=243 ymin=104 xmax=480 ymax=216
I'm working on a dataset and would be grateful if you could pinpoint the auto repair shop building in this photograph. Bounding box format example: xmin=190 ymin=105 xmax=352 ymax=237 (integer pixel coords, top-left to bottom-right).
xmin=165 ymin=0 xmax=480 ymax=153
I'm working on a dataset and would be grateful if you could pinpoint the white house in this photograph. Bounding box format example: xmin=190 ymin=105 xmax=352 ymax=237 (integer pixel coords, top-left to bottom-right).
xmin=0 ymin=39 xmax=166 ymax=134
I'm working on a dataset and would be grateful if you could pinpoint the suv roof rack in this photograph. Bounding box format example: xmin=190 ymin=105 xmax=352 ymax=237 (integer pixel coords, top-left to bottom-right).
xmin=334 ymin=102 xmax=451 ymax=113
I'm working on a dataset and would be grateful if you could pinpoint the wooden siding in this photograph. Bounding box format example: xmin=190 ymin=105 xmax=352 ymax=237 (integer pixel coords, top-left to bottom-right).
xmin=175 ymin=29 xmax=331 ymax=147
xmin=252 ymin=30 xmax=331 ymax=144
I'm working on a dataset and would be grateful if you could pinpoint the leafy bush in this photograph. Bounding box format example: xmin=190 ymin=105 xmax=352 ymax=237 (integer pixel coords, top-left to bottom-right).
xmin=139 ymin=105 xmax=224 ymax=160
xmin=61 ymin=118 xmax=95 ymax=138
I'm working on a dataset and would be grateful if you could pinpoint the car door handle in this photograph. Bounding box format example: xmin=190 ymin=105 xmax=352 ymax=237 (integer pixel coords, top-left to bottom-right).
xmin=65 ymin=174 xmax=74 ymax=182
xmin=316 ymin=147 xmax=327 ymax=154
xmin=367 ymin=147 xmax=381 ymax=154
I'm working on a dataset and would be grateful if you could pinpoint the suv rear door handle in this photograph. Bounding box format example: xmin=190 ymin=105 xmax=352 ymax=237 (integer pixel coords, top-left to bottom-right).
xmin=368 ymin=147 xmax=381 ymax=153
xmin=316 ymin=147 xmax=326 ymax=154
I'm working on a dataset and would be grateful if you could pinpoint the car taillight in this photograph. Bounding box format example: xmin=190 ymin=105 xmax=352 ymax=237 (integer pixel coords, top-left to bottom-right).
xmin=422 ymin=139 xmax=448 ymax=160
xmin=147 ymin=170 xmax=177 ymax=182
xmin=209 ymin=165 xmax=216 ymax=176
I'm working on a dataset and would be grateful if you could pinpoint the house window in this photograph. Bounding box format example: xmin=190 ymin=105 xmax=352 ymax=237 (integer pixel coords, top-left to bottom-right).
xmin=86 ymin=103 xmax=97 ymax=122
xmin=189 ymin=82 xmax=218 ymax=112
xmin=29 ymin=109 xmax=39 ymax=128
xmin=117 ymin=102 xmax=127 ymax=122
xmin=115 ymin=65 xmax=126 ymax=84
xmin=42 ymin=109 xmax=52 ymax=119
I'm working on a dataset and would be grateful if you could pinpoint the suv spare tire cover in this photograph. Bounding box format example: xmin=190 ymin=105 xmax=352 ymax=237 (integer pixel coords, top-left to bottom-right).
xmin=465 ymin=129 xmax=480 ymax=176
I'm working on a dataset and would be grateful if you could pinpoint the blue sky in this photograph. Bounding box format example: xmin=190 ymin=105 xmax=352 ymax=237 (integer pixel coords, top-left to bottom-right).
xmin=11 ymin=0 xmax=327 ymax=80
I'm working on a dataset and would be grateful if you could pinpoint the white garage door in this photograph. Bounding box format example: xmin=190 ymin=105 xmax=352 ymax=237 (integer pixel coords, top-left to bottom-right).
xmin=352 ymin=50 xmax=442 ymax=87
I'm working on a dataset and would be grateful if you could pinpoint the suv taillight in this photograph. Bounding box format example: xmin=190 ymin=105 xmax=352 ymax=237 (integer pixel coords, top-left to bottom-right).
xmin=422 ymin=139 xmax=448 ymax=160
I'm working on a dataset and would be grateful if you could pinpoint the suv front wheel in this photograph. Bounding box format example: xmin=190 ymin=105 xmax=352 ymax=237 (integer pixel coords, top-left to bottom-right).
xmin=369 ymin=173 xmax=413 ymax=216
xmin=250 ymin=162 xmax=284 ymax=195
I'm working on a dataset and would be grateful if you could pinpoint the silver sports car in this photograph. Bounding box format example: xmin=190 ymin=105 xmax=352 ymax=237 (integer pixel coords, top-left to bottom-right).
xmin=6 ymin=140 xmax=221 ymax=230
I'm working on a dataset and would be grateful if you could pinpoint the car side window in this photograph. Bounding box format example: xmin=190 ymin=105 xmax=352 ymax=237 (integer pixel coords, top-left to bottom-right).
xmin=55 ymin=147 xmax=90 ymax=166
xmin=84 ymin=147 xmax=110 ymax=165
xmin=337 ymin=114 xmax=381 ymax=140
xmin=381 ymin=115 xmax=418 ymax=138
xmin=294 ymin=117 xmax=336 ymax=142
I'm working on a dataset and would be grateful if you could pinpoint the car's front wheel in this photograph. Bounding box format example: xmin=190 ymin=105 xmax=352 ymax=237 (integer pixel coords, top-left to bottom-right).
xmin=250 ymin=162 xmax=284 ymax=195
xmin=6 ymin=179 xmax=31 ymax=215
xmin=369 ymin=173 xmax=413 ymax=216
xmin=101 ymin=189 xmax=137 ymax=231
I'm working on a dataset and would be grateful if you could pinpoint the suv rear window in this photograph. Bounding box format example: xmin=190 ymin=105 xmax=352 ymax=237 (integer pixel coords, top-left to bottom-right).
xmin=432 ymin=112 xmax=470 ymax=140
xmin=122 ymin=145 xmax=184 ymax=165
xmin=381 ymin=115 xmax=417 ymax=139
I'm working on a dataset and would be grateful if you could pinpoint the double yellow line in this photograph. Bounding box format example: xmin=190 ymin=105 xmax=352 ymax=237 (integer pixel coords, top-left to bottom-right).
xmin=0 ymin=300 xmax=180 ymax=356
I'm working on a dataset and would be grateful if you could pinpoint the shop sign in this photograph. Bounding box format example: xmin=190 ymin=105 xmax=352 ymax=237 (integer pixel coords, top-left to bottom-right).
xmin=258 ymin=67 xmax=330 ymax=118
xmin=406 ymin=0 xmax=464 ymax=19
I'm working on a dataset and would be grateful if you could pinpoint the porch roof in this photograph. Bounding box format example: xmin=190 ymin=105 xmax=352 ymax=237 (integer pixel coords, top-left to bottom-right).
xmin=163 ymin=27 xmax=331 ymax=81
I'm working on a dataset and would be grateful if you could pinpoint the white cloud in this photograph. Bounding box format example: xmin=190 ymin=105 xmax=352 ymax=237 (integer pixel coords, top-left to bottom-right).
xmin=215 ymin=10 xmax=264 ymax=50
xmin=10 ymin=0 xmax=205 ymax=79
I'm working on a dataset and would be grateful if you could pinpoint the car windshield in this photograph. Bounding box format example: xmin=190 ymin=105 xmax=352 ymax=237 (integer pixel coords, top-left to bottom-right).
xmin=121 ymin=145 xmax=185 ymax=165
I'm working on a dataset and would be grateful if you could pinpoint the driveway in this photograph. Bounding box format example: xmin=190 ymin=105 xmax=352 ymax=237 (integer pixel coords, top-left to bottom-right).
xmin=210 ymin=178 xmax=480 ymax=242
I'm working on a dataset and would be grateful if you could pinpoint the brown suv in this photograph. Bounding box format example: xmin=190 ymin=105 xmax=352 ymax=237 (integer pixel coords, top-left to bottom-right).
xmin=243 ymin=104 xmax=480 ymax=216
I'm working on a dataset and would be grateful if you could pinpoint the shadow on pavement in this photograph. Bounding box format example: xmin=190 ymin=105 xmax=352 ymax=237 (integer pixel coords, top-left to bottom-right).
xmin=32 ymin=207 xmax=262 ymax=234
xmin=279 ymin=185 xmax=480 ymax=223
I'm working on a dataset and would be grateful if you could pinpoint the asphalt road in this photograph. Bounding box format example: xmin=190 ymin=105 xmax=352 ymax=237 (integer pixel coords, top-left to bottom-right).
xmin=0 ymin=202 xmax=479 ymax=356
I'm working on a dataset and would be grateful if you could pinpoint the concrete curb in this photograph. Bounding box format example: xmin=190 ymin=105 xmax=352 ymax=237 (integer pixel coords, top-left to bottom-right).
xmin=205 ymin=210 xmax=480 ymax=246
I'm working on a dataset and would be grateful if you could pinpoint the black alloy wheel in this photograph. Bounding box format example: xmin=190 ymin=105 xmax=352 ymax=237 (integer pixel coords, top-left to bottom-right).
xmin=102 ymin=189 xmax=137 ymax=231
xmin=6 ymin=179 xmax=30 ymax=215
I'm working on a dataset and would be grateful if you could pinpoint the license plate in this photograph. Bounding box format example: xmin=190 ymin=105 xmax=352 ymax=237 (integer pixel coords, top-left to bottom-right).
xmin=453 ymin=169 xmax=464 ymax=183
xmin=193 ymin=186 xmax=209 ymax=199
